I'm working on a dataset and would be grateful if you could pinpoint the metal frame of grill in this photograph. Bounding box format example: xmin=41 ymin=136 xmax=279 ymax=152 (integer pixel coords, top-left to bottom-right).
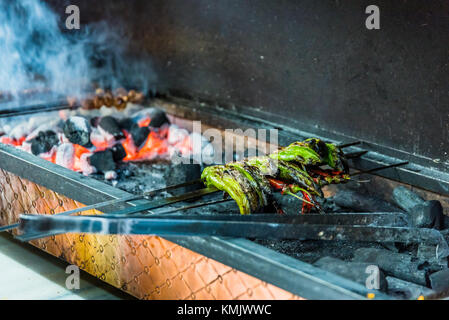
xmin=1 ymin=98 xmax=448 ymax=299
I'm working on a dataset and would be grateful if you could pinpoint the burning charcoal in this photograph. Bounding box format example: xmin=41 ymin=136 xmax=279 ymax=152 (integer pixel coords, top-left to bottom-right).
xmin=130 ymin=123 xmax=150 ymax=148
xmin=352 ymin=248 xmax=437 ymax=286
xmin=429 ymin=269 xmax=449 ymax=291
xmin=104 ymin=170 xmax=118 ymax=181
xmin=26 ymin=119 xmax=62 ymax=141
xmin=133 ymin=107 xmax=170 ymax=128
xmin=28 ymin=130 xmax=59 ymax=156
xmin=392 ymin=187 xmax=444 ymax=229
xmin=148 ymin=108 xmax=170 ymax=128
xmin=88 ymin=150 xmax=116 ymax=173
xmin=98 ymin=116 xmax=125 ymax=139
xmin=386 ymin=276 xmax=435 ymax=299
xmin=331 ymin=189 xmax=401 ymax=213
xmin=90 ymin=127 xmax=115 ymax=150
xmin=55 ymin=143 xmax=75 ymax=170
xmin=63 ymin=116 xmax=92 ymax=148
xmin=314 ymin=256 xmax=388 ymax=292
xmin=111 ymin=144 xmax=127 ymax=162
xmin=118 ymin=117 xmax=134 ymax=132
xmin=80 ymin=153 xmax=96 ymax=176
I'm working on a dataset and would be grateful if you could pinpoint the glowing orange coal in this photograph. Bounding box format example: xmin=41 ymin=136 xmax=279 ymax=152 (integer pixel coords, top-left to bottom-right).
xmin=0 ymin=114 xmax=195 ymax=176
xmin=137 ymin=117 xmax=151 ymax=128
xmin=72 ymin=144 xmax=90 ymax=171
xmin=122 ymin=128 xmax=172 ymax=161
xmin=0 ymin=136 xmax=25 ymax=146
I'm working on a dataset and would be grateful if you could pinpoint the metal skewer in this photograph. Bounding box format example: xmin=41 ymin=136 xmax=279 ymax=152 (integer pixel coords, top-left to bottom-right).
xmin=0 ymin=100 xmax=75 ymax=118
xmin=0 ymin=179 xmax=203 ymax=233
xmin=154 ymin=198 xmax=233 ymax=215
xmin=16 ymin=213 xmax=449 ymax=256
xmin=338 ymin=141 xmax=361 ymax=148
xmin=16 ymin=187 xmax=219 ymax=241
xmin=344 ymin=150 xmax=368 ymax=159
xmin=351 ymin=161 xmax=409 ymax=177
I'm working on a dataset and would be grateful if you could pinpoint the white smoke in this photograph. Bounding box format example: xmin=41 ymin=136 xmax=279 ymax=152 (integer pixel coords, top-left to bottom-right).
xmin=0 ymin=0 xmax=156 ymax=100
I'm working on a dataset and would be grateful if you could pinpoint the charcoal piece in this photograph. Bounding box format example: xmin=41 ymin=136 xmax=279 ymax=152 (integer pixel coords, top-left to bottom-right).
xmin=133 ymin=107 xmax=170 ymax=128
xmin=314 ymin=256 xmax=388 ymax=292
xmin=163 ymin=162 xmax=201 ymax=195
xmin=417 ymin=244 xmax=448 ymax=267
xmin=352 ymin=248 xmax=433 ymax=286
xmin=55 ymin=143 xmax=75 ymax=170
xmin=88 ymin=150 xmax=116 ymax=173
xmin=90 ymin=116 xmax=100 ymax=127
xmin=392 ymin=186 xmax=425 ymax=212
xmin=130 ymin=123 xmax=150 ymax=147
xmin=392 ymin=187 xmax=445 ymax=230
xmin=429 ymin=269 xmax=449 ymax=291
xmin=29 ymin=130 xmax=59 ymax=155
xmin=148 ymin=108 xmax=170 ymax=128
xmin=332 ymin=189 xmax=401 ymax=213
xmin=63 ymin=116 xmax=92 ymax=147
xmin=118 ymin=117 xmax=134 ymax=131
xmin=98 ymin=116 xmax=124 ymax=139
xmin=409 ymin=201 xmax=444 ymax=229
xmin=386 ymin=276 xmax=435 ymax=299
xmin=111 ymin=143 xmax=127 ymax=162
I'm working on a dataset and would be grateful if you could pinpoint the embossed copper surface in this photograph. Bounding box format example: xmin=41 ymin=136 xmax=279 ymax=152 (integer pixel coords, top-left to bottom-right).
xmin=0 ymin=168 xmax=301 ymax=300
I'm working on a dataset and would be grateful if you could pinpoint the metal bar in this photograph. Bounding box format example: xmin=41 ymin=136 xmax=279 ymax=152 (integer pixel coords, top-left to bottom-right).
xmin=155 ymin=198 xmax=233 ymax=215
xmin=338 ymin=141 xmax=361 ymax=149
xmin=16 ymin=187 xmax=219 ymax=241
xmin=0 ymin=100 xmax=73 ymax=118
xmin=0 ymin=179 xmax=203 ymax=232
xmin=351 ymin=161 xmax=409 ymax=177
xmin=344 ymin=150 xmax=368 ymax=159
xmin=16 ymin=211 xmax=411 ymax=242
xmin=101 ymin=212 xmax=409 ymax=227
xmin=17 ymin=215 xmax=447 ymax=255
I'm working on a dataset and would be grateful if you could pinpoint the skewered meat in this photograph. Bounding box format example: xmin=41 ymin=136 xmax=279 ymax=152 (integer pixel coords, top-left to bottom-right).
xmin=201 ymin=138 xmax=349 ymax=214
xmin=79 ymin=88 xmax=145 ymax=110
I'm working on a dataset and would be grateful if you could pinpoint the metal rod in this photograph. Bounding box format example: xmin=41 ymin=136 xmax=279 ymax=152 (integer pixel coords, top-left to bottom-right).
xmin=344 ymin=150 xmax=368 ymax=159
xmin=16 ymin=187 xmax=219 ymax=241
xmin=154 ymin=198 xmax=233 ymax=215
xmin=0 ymin=179 xmax=202 ymax=233
xmin=338 ymin=141 xmax=361 ymax=148
xmin=100 ymin=212 xmax=409 ymax=226
xmin=16 ymin=214 xmax=448 ymax=254
xmin=0 ymin=100 xmax=75 ymax=118
xmin=351 ymin=161 xmax=409 ymax=177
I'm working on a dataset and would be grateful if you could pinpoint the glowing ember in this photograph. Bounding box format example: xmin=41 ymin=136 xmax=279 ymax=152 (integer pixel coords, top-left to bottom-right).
xmin=0 ymin=106 xmax=199 ymax=179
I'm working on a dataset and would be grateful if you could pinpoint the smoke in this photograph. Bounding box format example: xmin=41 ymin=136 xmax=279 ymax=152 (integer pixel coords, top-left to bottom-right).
xmin=0 ymin=0 xmax=156 ymax=100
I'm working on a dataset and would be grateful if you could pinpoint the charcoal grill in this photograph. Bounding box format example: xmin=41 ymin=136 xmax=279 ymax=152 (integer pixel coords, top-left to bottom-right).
xmin=1 ymin=0 xmax=449 ymax=300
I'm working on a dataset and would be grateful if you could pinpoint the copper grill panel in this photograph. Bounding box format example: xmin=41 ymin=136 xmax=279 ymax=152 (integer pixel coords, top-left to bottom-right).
xmin=0 ymin=168 xmax=301 ymax=300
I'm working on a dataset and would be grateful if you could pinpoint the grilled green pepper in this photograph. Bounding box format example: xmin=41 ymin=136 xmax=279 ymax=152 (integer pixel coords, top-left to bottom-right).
xmin=202 ymin=165 xmax=254 ymax=214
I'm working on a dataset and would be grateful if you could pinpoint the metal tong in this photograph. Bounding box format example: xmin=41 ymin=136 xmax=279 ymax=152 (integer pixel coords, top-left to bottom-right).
xmin=16 ymin=211 xmax=449 ymax=260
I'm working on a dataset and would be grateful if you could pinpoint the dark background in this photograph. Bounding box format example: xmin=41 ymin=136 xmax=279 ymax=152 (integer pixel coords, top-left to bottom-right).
xmin=47 ymin=0 xmax=449 ymax=164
